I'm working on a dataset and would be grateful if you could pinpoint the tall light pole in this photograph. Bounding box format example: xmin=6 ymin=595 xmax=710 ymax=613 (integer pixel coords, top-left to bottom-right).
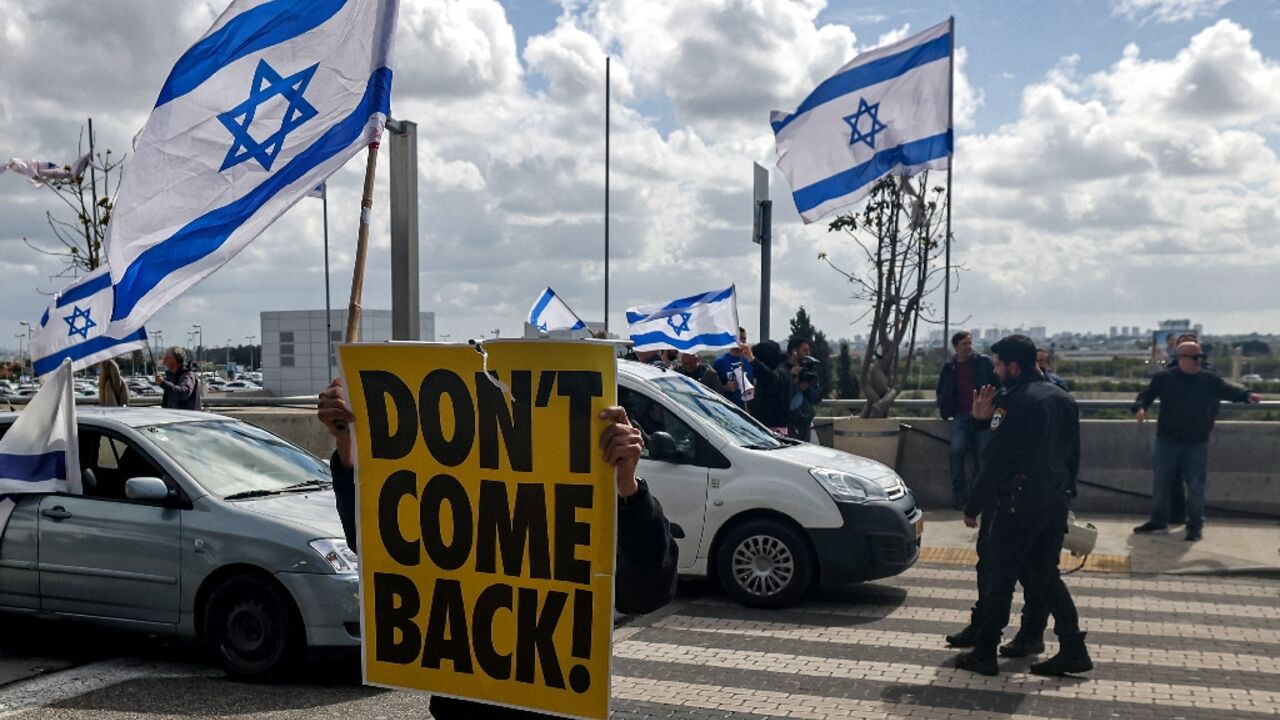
xmin=13 ymin=334 xmax=25 ymax=378
xmin=186 ymin=332 xmax=196 ymax=360
xmin=245 ymin=335 xmax=256 ymax=371
xmin=149 ymin=331 xmax=164 ymax=376
xmin=192 ymin=324 xmax=203 ymax=364
xmin=226 ymin=339 xmax=234 ymax=367
xmin=18 ymin=321 xmax=32 ymax=377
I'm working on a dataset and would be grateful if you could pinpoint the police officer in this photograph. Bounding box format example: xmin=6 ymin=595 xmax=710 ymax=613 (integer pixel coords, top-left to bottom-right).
xmin=954 ymin=335 xmax=1092 ymax=677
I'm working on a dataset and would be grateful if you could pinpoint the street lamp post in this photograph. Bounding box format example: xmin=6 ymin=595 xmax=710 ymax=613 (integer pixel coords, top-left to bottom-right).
xmin=245 ymin=336 xmax=256 ymax=371
xmin=192 ymin=324 xmax=203 ymax=364
xmin=18 ymin=321 xmax=32 ymax=377
xmin=226 ymin=339 xmax=234 ymax=368
xmin=13 ymin=334 xmax=24 ymax=378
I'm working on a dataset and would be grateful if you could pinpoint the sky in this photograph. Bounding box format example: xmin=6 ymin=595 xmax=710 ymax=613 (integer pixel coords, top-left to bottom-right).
xmin=1 ymin=0 xmax=1278 ymax=356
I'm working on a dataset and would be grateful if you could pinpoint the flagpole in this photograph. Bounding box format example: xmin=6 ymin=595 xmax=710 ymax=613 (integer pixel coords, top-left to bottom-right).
xmin=943 ymin=16 xmax=955 ymax=357
xmin=345 ymin=140 xmax=381 ymax=343
xmin=604 ymin=56 xmax=611 ymax=335
xmin=323 ymin=185 xmax=333 ymax=379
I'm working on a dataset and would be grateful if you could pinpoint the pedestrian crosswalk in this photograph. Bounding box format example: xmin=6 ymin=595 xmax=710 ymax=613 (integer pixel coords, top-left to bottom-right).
xmin=607 ymin=564 xmax=1280 ymax=719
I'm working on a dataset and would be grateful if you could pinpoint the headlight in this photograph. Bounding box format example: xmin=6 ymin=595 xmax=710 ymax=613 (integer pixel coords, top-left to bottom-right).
xmin=309 ymin=538 xmax=359 ymax=574
xmin=809 ymin=467 xmax=889 ymax=504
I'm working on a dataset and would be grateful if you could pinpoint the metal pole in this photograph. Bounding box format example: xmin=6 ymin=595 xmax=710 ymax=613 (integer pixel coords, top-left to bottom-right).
xmin=387 ymin=119 xmax=420 ymax=341
xmin=943 ymin=16 xmax=955 ymax=356
xmin=346 ymin=141 xmax=382 ymax=343
xmin=323 ymin=186 xmax=333 ymax=379
xmin=604 ymin=56 xmax=611 ymax=334
xmin=760 ymin=200 xmax=772 ymax=342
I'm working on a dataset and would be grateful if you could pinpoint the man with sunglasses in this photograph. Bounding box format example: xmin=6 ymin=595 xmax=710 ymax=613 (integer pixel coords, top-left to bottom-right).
xmin=1131 ymin=341 xmax=1261 ymax=541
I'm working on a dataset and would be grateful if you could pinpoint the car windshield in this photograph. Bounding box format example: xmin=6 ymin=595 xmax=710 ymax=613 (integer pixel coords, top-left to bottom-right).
xmin=141 ymin=420 xmax=331 ymax=498
xmin=650 ymin=376 xmax=786 ymax=449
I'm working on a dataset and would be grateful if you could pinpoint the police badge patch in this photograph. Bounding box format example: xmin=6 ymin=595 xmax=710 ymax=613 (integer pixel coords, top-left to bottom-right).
xmin=990 ymin=408 xmax=1006 ymax=430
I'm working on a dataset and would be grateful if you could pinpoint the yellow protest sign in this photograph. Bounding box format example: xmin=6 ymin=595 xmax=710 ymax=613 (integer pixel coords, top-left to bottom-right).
xmin=338 ymin=340 xmax=617 ymax=719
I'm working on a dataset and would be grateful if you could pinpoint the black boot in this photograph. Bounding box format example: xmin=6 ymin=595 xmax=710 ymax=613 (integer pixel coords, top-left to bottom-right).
xmin=955 ymin=645 xmax=999 ymax=676
xmin=1030 ymin=632 xmax=1093 ymax=676
xmin=945 ymin=623 xmax=978 ymax=648
xmin=999 ymin=629 xmax=1046 ymax=658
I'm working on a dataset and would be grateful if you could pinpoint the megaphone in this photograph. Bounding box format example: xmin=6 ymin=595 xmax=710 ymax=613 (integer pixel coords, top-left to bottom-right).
xmin=1063 ymin=512 xmax=1098 ymax=557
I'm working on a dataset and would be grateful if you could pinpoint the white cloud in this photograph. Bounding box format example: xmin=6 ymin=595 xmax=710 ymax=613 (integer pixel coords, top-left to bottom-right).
xmin=1112 ymin=0 xmax=1231 ymax=24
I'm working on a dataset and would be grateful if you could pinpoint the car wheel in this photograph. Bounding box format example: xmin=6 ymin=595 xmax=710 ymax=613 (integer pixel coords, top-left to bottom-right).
xmin=204 ymin=574 xmax=304 ymax=680
xmin=716 ymin=519 xmax=815 ymax=608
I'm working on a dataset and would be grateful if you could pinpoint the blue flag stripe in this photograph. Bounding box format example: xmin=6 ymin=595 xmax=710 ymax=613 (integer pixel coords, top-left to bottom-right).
xmin=56 ymin=272 xmax=112 ymax=308
xmin=113 ymin=66 xmax=393 ymax=322
xmin=792 ymin=132 xmax=952 ymax=214
xmin=770 ymin=33 xmax=950 ymax=136
xmin=629 ymin=331 xmax=738 ymax=352
xmin=155 ymin=0 xmax=349 ymax=108
xmin=32 ymin=328 xmax=149 ymax=377
xmin=529 ymin=289 xmax=555 ymax=324
xmin=625 ymin=287 xmax=735 ymax=324
xmin=0 ymin=451 xmax=67 ymax=484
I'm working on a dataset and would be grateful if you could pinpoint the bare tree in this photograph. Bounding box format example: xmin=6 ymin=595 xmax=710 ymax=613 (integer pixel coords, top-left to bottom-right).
xmin=819 ymin=172 xmax=949 ymax=417
xmin=23 ymin=124 xmax=124 ymax=279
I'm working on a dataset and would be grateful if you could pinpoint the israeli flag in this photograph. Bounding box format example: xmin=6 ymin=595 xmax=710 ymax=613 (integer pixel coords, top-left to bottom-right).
xmin=528 ymin=287 xmax=587 ymax=333
xmin=627 ymin=286 xmax=739 ymax=353
xmin=771 ymin=19 xmax=953 ymax=224
xmin=0 ymin=359 xmax=80 ymax=538
xmin=104 ymin=0 xmax=400 ymax=334
xmin=29 ymin=267 xmax=148 ymax=378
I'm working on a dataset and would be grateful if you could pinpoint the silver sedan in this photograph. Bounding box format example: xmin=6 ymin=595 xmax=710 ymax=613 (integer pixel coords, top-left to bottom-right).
xmin=0 ymin=407 xmax=358 ymax=679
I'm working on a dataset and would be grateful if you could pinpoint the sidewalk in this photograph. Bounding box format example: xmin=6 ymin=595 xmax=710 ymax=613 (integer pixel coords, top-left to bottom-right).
xmin=919 ymin=510 xmax=1280 ymax=576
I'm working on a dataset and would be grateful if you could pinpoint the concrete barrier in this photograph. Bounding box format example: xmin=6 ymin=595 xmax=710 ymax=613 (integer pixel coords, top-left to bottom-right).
xmin=827 ymin=416 xmax=1280 ymax=517
xmin=219 ymin=406 xmax=1280 ymax=518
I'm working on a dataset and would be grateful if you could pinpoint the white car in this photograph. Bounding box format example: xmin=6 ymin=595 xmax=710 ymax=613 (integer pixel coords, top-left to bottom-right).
xmin=1241 ymin=374 xmax=1263 ymax=383
xmin=617 ymin=360 xmax=921 ymax=608
xmin=220 ymin=381 xmax=262 ymax=393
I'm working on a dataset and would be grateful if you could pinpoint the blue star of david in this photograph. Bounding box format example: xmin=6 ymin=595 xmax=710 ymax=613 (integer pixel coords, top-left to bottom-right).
xmin=843 ymin=98 xmax=888 ymax=150
xmin=63 ymin=305 xmax=96 ymax=340
xmin=667 ymin=312 xmax=692 ymax=336
xmin=537 ymin=322 xmax=549 ymax=332
xmin=217 ymin=59 xmax=320 ymax=172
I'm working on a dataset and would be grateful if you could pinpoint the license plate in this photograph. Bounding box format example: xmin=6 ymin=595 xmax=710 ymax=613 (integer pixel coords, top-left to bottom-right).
xmin=914 ymin=517 xmax=925 ymax=538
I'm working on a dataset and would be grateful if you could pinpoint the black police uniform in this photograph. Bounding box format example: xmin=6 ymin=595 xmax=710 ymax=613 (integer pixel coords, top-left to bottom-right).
xmin=958 ymin=372 xmax=1088 ymax=675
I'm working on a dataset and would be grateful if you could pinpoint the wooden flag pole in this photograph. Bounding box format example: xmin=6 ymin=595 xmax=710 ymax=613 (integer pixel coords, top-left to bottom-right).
xmin=345 ymin=141 xmax=382 ymax=343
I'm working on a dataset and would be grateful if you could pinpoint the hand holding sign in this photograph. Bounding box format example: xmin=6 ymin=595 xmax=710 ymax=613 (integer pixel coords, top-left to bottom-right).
xmin=598 ymin=407 xmax=641 ymax=498
xmin=319 ymin=377 xmax=356 ymax=468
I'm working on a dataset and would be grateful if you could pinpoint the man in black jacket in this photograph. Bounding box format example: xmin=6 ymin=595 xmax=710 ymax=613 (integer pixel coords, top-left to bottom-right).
xmin=155 ymin=347 xmax=202 ymax=410
xmin=955 ymin=335 xmax=1090 ymax=677
xmin=1132 ymin=341 xmax=1259 ymax=541
xmin=936 ymin=332 xmax=998 ymax=509
xmin=317 ymin=378 xmax=679 ymax=718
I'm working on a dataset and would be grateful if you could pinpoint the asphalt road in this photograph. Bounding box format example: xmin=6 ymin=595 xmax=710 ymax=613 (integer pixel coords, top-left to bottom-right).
xmin=2 ymin=565 xmax=1278 ymax=719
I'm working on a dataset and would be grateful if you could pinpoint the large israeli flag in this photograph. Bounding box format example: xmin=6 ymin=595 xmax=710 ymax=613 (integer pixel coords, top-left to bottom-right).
xmin=627 ymin=286 xmax=739 ymax=353
xmin=772 ymin=19 xmax=952 ymax=224
xmin=0 ymin=359 xmax=80 ymax=538
xmin=104 ymin=0 xmax=400 ymax=334
xmin=528 ymin=287 xmax=587 ymax=333
xmin=29 ymin=267 xmax=149 ymax=378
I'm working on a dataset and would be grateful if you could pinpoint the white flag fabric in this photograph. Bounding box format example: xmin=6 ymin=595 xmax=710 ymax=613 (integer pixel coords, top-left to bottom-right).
xmin=1 ymin=154 xmax=91 ymax=187
xmin=771 ymin=19 xmax=953 ymax=223
xmin=104 ymin=0 xmax=400 ymax=335
xmin=29 ymin=267 xmax=148 ymax=378
xmin=307 ymin=183 xmax=326 ymax=199
xmin=0 ymin=359 xmax=81 ymax=538
xmin=735 ymin=365 xmax=755 ymax=402
xmin=627 ymin=286 xmax=740 ymax=353
xmin=528 ymin=287 xmax=586 ymax=333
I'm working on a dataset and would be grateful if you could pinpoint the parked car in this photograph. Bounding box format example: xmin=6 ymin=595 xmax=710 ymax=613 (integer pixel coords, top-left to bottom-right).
xmin=617 ymin=360 xmax=922 ymax=608
xmin=0 ymin=408 xmax=356 ymax=679
xmin=1241 ymin=373 xmax=1264 ymax=383
xmin=220 ymin=380 xmax=262 ymax=393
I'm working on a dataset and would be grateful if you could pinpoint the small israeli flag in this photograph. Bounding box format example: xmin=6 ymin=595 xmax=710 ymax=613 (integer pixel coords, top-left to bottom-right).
xmin=104 ymin=0 xmax=399 ymax=335
xmin=528 ymin=287 xmax=587 ymax=334
xmin=771 ymin=19 xmax=953 ymax=223
xmin=627 ymin=286 xmax=739 ymax=353
xmin=29 ymin=267 xmax=148 ymax=378
xmin=0 ymin=359 xmax=80 ymax=538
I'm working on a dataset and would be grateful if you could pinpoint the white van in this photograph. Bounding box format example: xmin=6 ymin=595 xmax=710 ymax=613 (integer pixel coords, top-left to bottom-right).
xmin=618 ymin=359 xmax=922 ymax=608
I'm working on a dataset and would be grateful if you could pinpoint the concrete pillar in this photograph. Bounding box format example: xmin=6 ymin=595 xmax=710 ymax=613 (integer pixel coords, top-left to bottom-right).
xmin=387 ymin=119 xmax=420 ymax=341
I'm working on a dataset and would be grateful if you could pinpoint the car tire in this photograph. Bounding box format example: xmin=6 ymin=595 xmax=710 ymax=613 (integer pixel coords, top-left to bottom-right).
xmin=204 ymin=574 xmax=304 ymax=681
xmin=716 ymin=519 xmax=815 ymax=608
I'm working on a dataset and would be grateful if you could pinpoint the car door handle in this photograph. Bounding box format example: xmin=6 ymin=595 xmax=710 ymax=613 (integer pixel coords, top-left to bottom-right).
xmin=41 ymin=507 xmax=73 ymax=520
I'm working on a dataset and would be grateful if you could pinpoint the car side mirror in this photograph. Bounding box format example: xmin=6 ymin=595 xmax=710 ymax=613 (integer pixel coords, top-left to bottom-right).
xmin=648 ymin=431 xmax=679 ymax=462
xmin=125 ymin=476 xmax=171 ymax=502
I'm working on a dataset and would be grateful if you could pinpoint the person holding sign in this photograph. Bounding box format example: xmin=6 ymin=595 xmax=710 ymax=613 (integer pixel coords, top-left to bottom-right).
xmin=317 ymin=366 xmax=679 ymax=719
